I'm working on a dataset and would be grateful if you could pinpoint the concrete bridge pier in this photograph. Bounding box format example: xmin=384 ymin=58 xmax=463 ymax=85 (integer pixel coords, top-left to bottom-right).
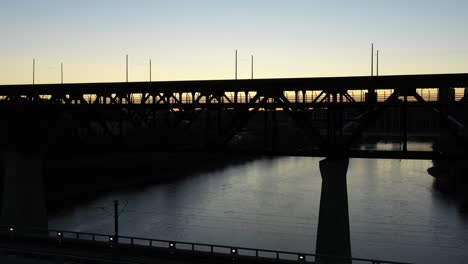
xmin=316 ymin=158 xmax=351 ymax=264
xmin=0 ymin=109 xmax=55 ymax=232
xmin=0 ymin=151 xmax=47 ymax=231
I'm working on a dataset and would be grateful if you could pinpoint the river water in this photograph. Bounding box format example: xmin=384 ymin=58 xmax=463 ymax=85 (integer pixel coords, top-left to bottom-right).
xmin=49 ymin=156 xmax=468 ymax=263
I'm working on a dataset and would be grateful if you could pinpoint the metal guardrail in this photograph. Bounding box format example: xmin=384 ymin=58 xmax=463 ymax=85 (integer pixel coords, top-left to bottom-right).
xmin=0 ymin=226 xmax=413 ymax=264
xmin=0 ymin=246 xmax=144 ymax=264
xmin=0 ymin=89 xmax=465 ymax=105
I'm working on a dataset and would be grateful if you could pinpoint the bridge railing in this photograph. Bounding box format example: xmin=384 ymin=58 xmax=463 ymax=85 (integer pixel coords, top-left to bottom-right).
xmin=0 ymin=86 xmax=466 ymax=105
xmin=0 ymin=226 xmax=412 ymax=264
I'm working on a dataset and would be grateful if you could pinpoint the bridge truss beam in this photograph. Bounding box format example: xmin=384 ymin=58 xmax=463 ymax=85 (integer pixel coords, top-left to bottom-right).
xmin=0 ymin=74 xmax=467 ymax=158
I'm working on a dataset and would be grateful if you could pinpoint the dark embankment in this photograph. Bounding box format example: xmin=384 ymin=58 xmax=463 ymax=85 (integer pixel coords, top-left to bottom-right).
xmin=44 ymin=151 xmax=259 ymax=214
xmin=427 ymin=140 xmax=468 ymax=213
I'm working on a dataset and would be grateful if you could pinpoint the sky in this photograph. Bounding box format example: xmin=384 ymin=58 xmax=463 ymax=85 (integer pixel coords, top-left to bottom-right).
xmin=1 ymin=0 xmax=467 ymax=84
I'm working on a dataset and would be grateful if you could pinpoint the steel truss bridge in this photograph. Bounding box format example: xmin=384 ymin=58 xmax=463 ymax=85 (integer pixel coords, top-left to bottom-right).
xmin=0 ymin=73 xmax=467 ymax=159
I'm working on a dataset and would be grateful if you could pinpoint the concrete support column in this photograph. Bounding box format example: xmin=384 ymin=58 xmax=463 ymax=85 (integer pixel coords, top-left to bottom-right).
xmin=316 ymin=158 xmax=351 ymax=263
xmin=0 ymin=152 xmax=47 ymax=231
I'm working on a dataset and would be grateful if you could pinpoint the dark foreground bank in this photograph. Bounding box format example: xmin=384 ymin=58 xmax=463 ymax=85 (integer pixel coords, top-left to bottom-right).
xmin=44 ymin=151 xmax=259 ymax=213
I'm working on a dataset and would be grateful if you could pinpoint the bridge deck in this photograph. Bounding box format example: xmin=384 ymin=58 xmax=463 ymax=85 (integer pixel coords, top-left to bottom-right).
xmin=1 ymin=73 xmax=468 ymax=92
xmin=0 ymin=74 xmax=466 ymax=107
xmin=0 ymin=73 xmax=466 ymax=160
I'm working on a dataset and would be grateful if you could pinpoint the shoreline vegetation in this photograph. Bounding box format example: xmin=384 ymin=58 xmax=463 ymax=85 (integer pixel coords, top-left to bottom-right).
xmin=44 ymin=151 xmax=260 ymax=214
xmin=1 ymin=140 xmax=465 ymax=217
xmin=45 ymin=139 xmax=468 ymax=215
xmin=427 ymin=140 xmax=468 ymax=213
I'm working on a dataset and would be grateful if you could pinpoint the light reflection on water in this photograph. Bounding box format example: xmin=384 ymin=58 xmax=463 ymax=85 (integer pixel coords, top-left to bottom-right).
xmin=50 ymin=150 xmax=468 ymax=263
xmin=357 ymin=141 xmax=434 ymax=152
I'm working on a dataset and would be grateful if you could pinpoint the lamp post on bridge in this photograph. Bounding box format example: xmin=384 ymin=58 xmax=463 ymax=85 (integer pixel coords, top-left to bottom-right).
xmin=33 ymin=59 xmax=35 ymax=85
xmin=367 ymin=43 xmax=377 ymax=102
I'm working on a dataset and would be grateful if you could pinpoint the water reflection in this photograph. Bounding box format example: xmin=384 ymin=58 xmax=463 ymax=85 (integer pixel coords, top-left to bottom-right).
xmin=49 ymin=155 xmax=468 ymax=263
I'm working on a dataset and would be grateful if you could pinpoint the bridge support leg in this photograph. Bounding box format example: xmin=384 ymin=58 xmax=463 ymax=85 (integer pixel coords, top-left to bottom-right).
xmin=366 ymin=89 xmax=377 ymax=102
xmin=0 ymin=151 xmax=47 ymax=231
xmin=316 ymin=158 xmax=351 ymax=263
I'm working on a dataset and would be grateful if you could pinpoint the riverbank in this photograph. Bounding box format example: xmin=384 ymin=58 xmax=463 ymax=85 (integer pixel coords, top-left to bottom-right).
xmin=427 ymin=160 xmax=468 ymax=213
xmin=44 ymin=151 xmax=260 ymax=214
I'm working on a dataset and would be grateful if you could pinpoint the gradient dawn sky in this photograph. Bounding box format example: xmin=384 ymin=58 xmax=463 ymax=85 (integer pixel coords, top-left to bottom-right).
xmin=1 ymin=0 xmax=467 ymax=84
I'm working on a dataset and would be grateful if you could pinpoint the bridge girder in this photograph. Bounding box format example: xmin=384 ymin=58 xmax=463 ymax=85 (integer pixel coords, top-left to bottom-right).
xmin=0 ymin=74 xmax=467 ymax=158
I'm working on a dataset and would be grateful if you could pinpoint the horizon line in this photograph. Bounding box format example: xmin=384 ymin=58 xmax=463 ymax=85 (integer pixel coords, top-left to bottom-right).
xmin=2 ymin=72 xmax=468 ymax=87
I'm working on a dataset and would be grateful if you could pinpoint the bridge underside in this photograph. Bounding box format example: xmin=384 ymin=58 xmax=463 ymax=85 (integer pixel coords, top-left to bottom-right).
xmin=0 ymin=73 xmax=466 ymax=159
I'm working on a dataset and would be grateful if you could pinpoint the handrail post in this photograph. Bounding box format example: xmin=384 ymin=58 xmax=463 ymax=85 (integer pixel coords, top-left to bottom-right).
xmin=114 ymin=200 xmax=119 ymax=245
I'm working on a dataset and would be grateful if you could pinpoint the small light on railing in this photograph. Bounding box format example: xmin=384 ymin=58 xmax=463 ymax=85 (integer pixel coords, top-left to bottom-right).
xmin=231 ymin=248 xmax=238 ymax=254
xmin=109 ymin=237 xmax=114 ymax=242
xmin=298 ymin=255 xmax=305 ymax=261
xmin=169 ymin=242 xmax=175 ymax=248
xmin=57 ymin=232 xmax=63 ymax=237
xmin=9 ymin=227 xmax=14 ymax=232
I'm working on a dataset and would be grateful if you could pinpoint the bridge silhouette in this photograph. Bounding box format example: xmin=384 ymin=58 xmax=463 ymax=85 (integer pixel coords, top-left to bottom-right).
xmin=0 ymin=73 xmax=466 ymax=157
xmin=0 ymin=73 xmax=467 ymax=263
